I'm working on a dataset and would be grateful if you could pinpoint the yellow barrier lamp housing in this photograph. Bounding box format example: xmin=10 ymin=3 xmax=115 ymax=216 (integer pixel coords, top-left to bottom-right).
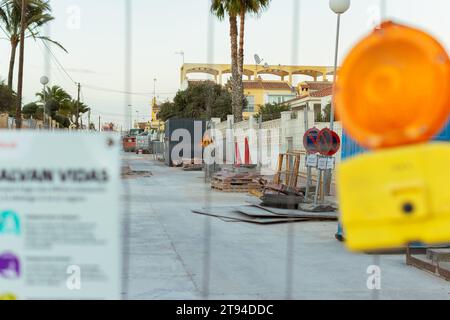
xmin=338 ymin=143 xmax=450 ymax=251
xmin=335 ymin=21 xmax=450 ymax=252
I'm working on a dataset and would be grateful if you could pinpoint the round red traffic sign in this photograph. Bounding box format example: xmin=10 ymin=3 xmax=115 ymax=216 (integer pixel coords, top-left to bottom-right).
xmin=303 ymin=128 xmax=320 ymax=154
xmin=317 ymin=128 xmax=341 ymax=156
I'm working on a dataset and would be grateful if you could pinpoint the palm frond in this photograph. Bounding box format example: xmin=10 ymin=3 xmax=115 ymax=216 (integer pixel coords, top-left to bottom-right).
xmin=35 ymin=35 xmax=68 ymax=53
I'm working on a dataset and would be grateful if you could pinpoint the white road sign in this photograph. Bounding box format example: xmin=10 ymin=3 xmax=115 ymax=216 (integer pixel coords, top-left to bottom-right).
xmin=306 ymin=154 xmax=318 ymax=168
xmin=0 ymin=132 xmax=121 ymax=300
xmin=317 ymin=157 xmax=336 ymax=170
xmin=318 ymin=157 xmax=328 ymax=170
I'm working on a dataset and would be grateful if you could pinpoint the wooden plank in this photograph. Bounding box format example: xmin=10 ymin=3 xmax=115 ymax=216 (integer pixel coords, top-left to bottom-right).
xmin=427 ymin=249 xmax=450 ymax=262
xmin=291 ymin=155 xmax=301 ymax=188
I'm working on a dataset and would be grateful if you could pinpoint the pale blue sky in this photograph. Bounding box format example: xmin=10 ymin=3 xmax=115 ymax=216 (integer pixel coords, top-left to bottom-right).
xmin=1 ymin=0 xmax=450 ymax=127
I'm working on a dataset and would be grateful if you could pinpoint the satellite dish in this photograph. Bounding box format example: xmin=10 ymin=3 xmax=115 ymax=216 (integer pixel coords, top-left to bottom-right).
xmin=254 ymin=54 xmax=261 ymax=65
xmin=263 ymin=63 xmax=270 ymax=69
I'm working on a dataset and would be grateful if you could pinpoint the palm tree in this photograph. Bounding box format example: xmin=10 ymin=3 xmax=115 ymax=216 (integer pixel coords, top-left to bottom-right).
xmin=36 ymin=85 xmax=70 ymax=125
xmin=36 ymin=85 xmax=71 ymax=105
xmin=211 ymin=0 xmax=242 ymax=122
xmin=211 ymin=0 xmax=271 ymax=122
xmin=0 ymin=0 xmax=67 ymax=89
xmin=237 ymin=0 xmax=271 ymax=101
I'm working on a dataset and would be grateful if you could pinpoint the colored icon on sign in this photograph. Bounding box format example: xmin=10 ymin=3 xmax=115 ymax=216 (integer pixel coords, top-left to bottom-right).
xmin=0 ymin=252 xmax=20 ymax=279
xmin=0 ymin=210 xmax=20 ymax=235
xmin=0 ymin=293 xmax=17 ymax=300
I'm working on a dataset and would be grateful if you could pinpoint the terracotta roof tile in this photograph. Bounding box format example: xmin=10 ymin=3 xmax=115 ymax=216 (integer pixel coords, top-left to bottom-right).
xmin=243 ymin=81 xmax=293 ymax=91
xmin=302 ymin=81 xmax=332 ymax=91
xmin=310 ymin=86 xmax=333 ymax=97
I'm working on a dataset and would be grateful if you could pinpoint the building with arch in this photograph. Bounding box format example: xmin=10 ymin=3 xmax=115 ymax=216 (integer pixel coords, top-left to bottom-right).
xmin=180 ymin=63 xmax=334 ymax=119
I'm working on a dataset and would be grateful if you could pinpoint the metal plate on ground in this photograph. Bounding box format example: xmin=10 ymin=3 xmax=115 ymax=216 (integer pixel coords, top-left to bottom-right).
xmin=249 ymin=205 xmax=338 ymax=220
xmin=192 ymin=205 xmax=337 ymax=224
xmin=191 ymin=208 xmax=308 ymax=225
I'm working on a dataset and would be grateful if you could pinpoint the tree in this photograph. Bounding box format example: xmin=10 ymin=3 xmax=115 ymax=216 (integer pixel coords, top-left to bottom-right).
xmin=36 ymin=85 xmax=71 ymax=118
xmin=211 ymin=0 xmax=271 ymax=123
xmin=255 ymin=102 xmax=289 ymax=122
xmin=158 ymin=82 xmax=232 ymax=122
xmin=211 ymin=0 xmax=241 ymax=122
xmin=0 ymin=0 xmax=67 ymax=89
xmin=22 ymin=101 xmax=40 ymax=119
xmin=0 ymin=80 xmax=17 ymax=114
xmin=237 ymin=0 xmax=271 ymax=119
xmin=35 ymin=85 xmax=88 ymax=128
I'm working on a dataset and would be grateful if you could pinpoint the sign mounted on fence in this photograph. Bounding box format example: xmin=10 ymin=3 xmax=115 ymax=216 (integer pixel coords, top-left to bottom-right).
xmin=0 ymin=132 xmax=121 ymax=300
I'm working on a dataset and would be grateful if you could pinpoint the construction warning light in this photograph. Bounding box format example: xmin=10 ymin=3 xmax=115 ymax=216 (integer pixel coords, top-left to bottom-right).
xmin=201 ymin=136 xmax=214 ymax=148
xmin=336 ymin=21 xmax=450 ymax=252
xmin=335 ymin=21 xmax=450 ymax=150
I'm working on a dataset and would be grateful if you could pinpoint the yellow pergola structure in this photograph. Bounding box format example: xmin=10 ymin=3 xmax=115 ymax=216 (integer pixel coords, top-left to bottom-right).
xmin=180 ymin=63 xmax=335 ymax=86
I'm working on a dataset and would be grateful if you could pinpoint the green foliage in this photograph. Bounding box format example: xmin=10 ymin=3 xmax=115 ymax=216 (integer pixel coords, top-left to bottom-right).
xmin=0 ymin=81 xmax=16 ymax=113
xmin=22 ymin=102 xmax=40 ymax=119
xmin=0 ymin=0 xmax=55 ymax=41
xmin=322 ymin=103 xmax=331 ymax=122
xmin=210 ymin=0 xmax=271 ymax=19
xmin=157 ymin=82 xmax=232 ymax=122
xmin=22 ymin=85 xmax=90 ymax=128
xmin=0 ymin=0 xmax=67 ymax=88
xmin=255 ymin=103 xmax=289 ymax=122
xmin=211 ymin=0 xmax=240 ymax=19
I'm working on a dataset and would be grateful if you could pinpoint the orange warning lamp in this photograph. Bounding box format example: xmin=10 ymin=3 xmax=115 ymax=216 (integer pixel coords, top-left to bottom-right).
xmin=201 ymin=135 xmax=214 ymax=148
xmin=335 ymin=21 xmax=450 ymax=149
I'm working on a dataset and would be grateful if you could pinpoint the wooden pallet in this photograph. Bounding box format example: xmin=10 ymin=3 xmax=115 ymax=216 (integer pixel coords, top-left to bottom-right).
xmin=211 ymin=172 xmax=262 ymax=193
xmin=406 ymin=247 xmax=450 ymax=281
xmin=212 ymin=184 xmax=262 ymax=193
xmin=273 ymin=152 xmax=303 ymax=188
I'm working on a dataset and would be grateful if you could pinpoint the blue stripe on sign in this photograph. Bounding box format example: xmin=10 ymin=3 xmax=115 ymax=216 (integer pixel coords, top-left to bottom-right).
xmin=341 ymin=118 xmax=450 ymax=160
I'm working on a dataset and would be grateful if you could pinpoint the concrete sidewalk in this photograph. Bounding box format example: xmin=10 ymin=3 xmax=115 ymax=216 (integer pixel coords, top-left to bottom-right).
xmin=121 ymin=153 xmax=450 ymax=300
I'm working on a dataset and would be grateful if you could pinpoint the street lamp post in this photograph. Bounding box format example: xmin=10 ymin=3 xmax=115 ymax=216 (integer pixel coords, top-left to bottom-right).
xmin=40 ymin=76 xmax=49 ymax=130
xmin=329 ymin=0 xmax=350 ymax=131
xmin=175 ymin=51 xmax=185 ymax=65
xmin=152 ymin=78 xmax=157 ymax=120
xmin=128 ymin=104 xmax=133 ymax=130
xmin=324 ymin=0 xmax=350 ymax=196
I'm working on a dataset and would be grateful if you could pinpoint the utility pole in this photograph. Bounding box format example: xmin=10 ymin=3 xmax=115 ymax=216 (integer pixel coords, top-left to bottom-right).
xmin=153 ymin=78 xmax=157 ymax=110
xmin=16 ymin=0 xmax=26 ymax=129
xmin=76 ymin=82 xmax=81 ymax=129
xmin=98 ymin=116 xmax=101 ymax=132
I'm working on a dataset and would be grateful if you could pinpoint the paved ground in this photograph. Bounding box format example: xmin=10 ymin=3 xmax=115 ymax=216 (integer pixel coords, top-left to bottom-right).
xmin=121 ymin=153 xmax=450 ymax=300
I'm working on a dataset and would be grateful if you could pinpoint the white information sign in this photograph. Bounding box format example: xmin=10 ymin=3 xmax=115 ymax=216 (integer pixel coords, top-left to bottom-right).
xmin=327 ymin=157 xmax=336 ymax=170
xmin=318 ymin=157 xmax=328 ymax=170
xmin=0 ymin=132 xmax=121 ymax=300
xmin=318 ymin=157 xmax=336 ymax=170
xmin=306 ymin=154 xmax=318 ymax=168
